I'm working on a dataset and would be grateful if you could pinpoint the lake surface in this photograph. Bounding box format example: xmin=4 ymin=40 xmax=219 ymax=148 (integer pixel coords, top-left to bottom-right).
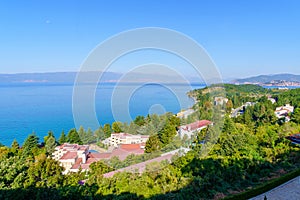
xmin=0 ymin=83 xmax=203 ymax=146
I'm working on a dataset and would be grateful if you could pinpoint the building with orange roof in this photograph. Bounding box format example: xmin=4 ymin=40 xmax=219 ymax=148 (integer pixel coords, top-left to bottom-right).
xmin=109 ymin=144 xmax=145 ymax=160
xmin=52 ymin=143 xmax=89 ymax=174
xmin=178 ymin=120 xmax=212 ymax=138
xmin=90 ymin=143 xmax=145 ymax=161
xmin=52 ymin=142 xmax=147 ymax=173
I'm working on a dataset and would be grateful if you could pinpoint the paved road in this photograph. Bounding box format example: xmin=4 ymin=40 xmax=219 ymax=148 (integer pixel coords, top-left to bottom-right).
xmin=250 ymin=176 xmax=300 ymax=200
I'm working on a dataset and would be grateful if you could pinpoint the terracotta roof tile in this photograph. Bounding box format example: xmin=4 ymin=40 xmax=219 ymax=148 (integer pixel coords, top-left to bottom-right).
xmin=110 ymin=149 xmax=130 ymax=160
xmin=60 ymin=152 xmax=77 ymax=160
xmin=89 ymin=152 xmax=111 ymax=159
xmin=71 ymin=158 xmax=82 ymax=169
xmin=180 ymin=120 xmax=212 ymax=131
xmin=120 ymin=144 xmax=141 ymax=150
xmin=85 ymin=158 xmax=99 ymax=164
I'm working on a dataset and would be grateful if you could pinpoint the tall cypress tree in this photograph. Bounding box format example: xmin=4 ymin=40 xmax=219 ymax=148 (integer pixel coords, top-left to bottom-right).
xmin=45 ymin=136 xmax=56 ymax=155
xmin=58 ymin=130 xmax=66 ymax=144
xmin=103 ymin=124 xmax=112 ymax=138
xmin=11 ymin=139 xmax=20 ymax=154
xmin=22 ymin=132 xmax=39 ymax=157
xmin=67 ymin=128 xmax=82 ymax=144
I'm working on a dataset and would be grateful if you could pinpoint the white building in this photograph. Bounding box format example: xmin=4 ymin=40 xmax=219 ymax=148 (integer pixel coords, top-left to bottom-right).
xmin=52 ymin=143 xmax=89 ymax=174
xmin=214 ymin=97 xmax=228 ymax=106
xmin=268 ymin=97 xmax=276 ymax=104
xmin=102 ymin=133 xmax=149 ymax=147
xmin=178 ymin=120 xmax=212 ymax=139
xmin=275 ymin=104 xmax=294 ymax=122
xmin=245 ymin=102 xmax=256 ymax=107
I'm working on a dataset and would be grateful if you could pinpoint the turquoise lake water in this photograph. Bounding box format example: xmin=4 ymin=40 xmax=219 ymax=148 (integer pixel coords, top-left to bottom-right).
xmin=0 ymin=83 xmax=203 ymax=146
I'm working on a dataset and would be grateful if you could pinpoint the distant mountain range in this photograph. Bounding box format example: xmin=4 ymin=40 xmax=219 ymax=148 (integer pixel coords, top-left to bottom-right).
xmin=0 ymin=71 xmax=205 ymax=85
xmin=2 ymin=72 xmax=299 ymax=86
xmin=0 ymin=72 xmax=122 ymax=84
xmin=232 ymin=73 xmax=300 ymax=86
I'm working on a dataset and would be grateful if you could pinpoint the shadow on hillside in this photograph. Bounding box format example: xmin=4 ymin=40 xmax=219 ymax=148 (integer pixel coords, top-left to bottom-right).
xmin=149 ymin=149 xmax=300 ymax=199
xmin=1 ymin=149 xmax=299 ymax=200
xmin=0 ymin=187 xmax=144 ymax=200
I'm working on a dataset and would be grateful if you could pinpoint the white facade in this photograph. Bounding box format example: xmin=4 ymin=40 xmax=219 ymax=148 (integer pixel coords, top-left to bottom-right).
xmin=214 ymin=97 xmax=228 ymax=106
xmin=52 ymin=143 xmax=89 ymax=174
xmin=275 ymin=104 xmax=294 ymax=122
xmin=178 ymin=120 xmax=212 ymax=139
xmin=275 ymin=104 xmax=294 ymax=117
xmin=268 ymin=97 xmax=276 ymax=104
xmin=102 ymin=133 xmax=149 ymax=147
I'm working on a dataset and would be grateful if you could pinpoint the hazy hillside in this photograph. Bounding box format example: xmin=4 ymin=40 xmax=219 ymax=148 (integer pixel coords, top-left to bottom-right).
xmin=232 ymin=73 xmax=300 ymax=84
xmin=0 ymin=72 xmax=122 ymax=84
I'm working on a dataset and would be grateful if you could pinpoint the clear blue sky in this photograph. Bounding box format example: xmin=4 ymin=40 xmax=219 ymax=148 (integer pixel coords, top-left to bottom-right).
xmin=1 ymin=0 xmax=300 ymax=78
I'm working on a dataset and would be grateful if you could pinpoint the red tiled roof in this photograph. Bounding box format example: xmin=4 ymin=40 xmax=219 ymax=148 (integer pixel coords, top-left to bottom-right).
xmin=120 ymin=144 xmax=142 ymax=150
xmin=71 ymin=158 xmax=82 ymax=169
xmin=60 ymin=152 xmax=77 ymax=160
xmin=57 ymin=143 xmax=89 ymax=152
xmin=132 ymin=149 xmax=144 ymax=154
xmin=85 ymin=158 xmax=99 ymax=164
xmin=71 ymin=157 xmax=103 ymax=170
xmin=62 ymin=144 xmax=148 ymax=171
xmin=111 ymin=133 xmax=132 ymax=137
xmin=79 ymin=163 xmax=91 ymax=170
xmin=79 ymin=146 xmax=88 ymax=151
xmin=89 ymin=152 xmax=111 ymax=159
xmin=110 ymin=148 xmax=131 ymax=160
xmin=180 ymin=120 xmax=212 ymax=131
xmin=85 ymin=146 xmax=145 ymax=162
